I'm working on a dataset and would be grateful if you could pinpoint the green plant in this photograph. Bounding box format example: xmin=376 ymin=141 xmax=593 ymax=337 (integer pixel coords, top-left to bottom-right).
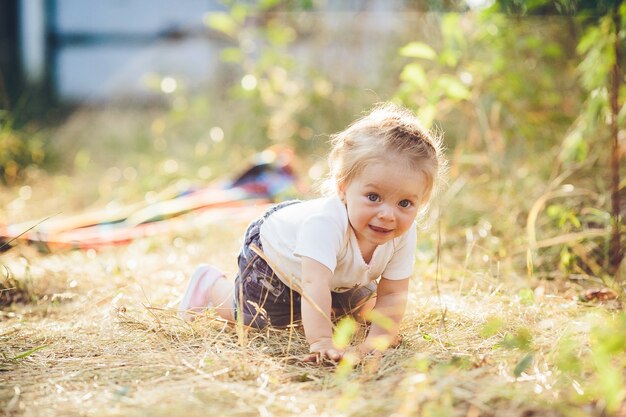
xmin=0 ymin=264 xmax=33 ymax=306
xmin=552 ymin=312 xmax=626 ymax=414
xmin=203 ymin=0 xmax=375 ymax=162
xmin=0 ymin=110 xmax=46 ymax=184
xmin=395 ymin=1 xmax=624 ymax=285
xmin=570 ymin=3 xmax=625 ymax=279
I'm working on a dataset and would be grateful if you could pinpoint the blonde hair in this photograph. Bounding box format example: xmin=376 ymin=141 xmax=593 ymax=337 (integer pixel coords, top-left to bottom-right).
xmin=325 ymin=102 xmax=446 ymax=207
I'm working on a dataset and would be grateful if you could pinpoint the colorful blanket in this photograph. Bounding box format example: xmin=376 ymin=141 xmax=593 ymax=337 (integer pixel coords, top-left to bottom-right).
xmin=0 ymin=146 xmax=300 ymax=251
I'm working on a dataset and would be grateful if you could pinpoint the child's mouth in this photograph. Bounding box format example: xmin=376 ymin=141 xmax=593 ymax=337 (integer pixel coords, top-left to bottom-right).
xmin=369 ymin=225 xmax=393 ymax=234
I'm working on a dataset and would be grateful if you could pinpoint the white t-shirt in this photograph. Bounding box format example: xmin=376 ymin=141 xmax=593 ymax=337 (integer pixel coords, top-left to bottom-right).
xmin=259 ymin=196 xmax=416 ymax=292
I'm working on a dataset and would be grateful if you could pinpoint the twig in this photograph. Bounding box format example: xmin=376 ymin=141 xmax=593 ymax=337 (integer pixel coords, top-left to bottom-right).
xmin=435 ymin=218 xmax=448 ymax=337
xmin=0 ymin=213 xmax=59 ymax=252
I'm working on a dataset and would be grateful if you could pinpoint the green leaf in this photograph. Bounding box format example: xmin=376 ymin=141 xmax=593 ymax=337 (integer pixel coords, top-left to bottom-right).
xmin=266 ymin=22 xmax=297 ymax=46
xmin=400 ymin=63 xmax=427 ymax=89
xmin=592 ymin=314 xmax=626 ymax=355
xmin=513 ymin=353 xmax=534 ymax=377
xmin=259 ymin=0 xmax=281 ymax=10
xmin=436 ymin=75 xmax=471 ymax=100
xmin=332 ymin=317 xmax=357 ymax=349
xmin=13 ymin=345 xmax=48 ymax=361
xmin=554 ymin=334 xmax=582 ymax=375
xmin=442 ymin=13 xmax=466 ymax=53
xmin=231 ymin=4 xmax=248 ymax=24
xmin=219 ymin=47 xmax=244 ymax=63
xmin=560 ymin=129 xmax=588 ymax=163
xmin=518 ymin=288 xmax=535 ymax=306
xmin=501 ymin=328 xmax=533 ymax=351
xmin=577 ymin=26 xmax=600 ymax=55
xmin=335 ymin=352 xmax=359 ymax=379
xmin=480 ymin=316 xmax=505 ymax=338
xmin=399 ymin=42 xmax=437 ymax=60
xmin=204 ymin=12 xmax=237 ymax=37
xmin=599 ymin=367 xmax=624 ymax=413
xmin=544 ymin=43 xmax=563 ymax=58
xmin=364 ymin=309 xmax=395 ymax=331
xmin=417 ymin=105 xmax=436 ymax=128
xmin=592 ymin=346 xmax=625 ymax=414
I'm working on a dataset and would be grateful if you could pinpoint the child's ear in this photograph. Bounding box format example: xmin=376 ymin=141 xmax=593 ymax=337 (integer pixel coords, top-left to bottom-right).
xmin=337 ymin=182 xmax=347 ymax=203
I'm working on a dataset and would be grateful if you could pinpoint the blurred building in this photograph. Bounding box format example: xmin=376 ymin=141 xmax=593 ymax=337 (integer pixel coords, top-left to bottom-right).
xmin=3 ymin=0 xmax=226 ymax=104
xmin=2 ymin=0 xmax=427 ymax=105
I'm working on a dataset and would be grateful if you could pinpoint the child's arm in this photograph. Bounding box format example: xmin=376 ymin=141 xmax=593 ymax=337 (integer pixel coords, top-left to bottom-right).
xmin=359 ymin=277 xmax=409 ymax=354
xmin=300 ymin=256 xmax=342 ymax=361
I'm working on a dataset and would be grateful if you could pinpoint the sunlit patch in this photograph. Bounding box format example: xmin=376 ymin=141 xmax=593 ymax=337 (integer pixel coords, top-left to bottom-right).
xmin=428 ymin=294 xmax=469 ymax=314
xmin=241 ymin=74 xmax=257 ymax=90
xmin=478 ymin=220 xmax=491 ymax=237
xmin=160 ymin=77 xmax=177 ymax=94
xmin=166 ymin=253 xmax=178 ymax=264
xmin=572 ymin=380 xmax=584 ymax=395
xmin=459 ymin=71 xmax=473 ymax=85
xmin=19 ymin=186 xmax=32 ymax=200
xmin=162 ymin=159 xmax=179 ymax=174
xmin=308 ymin=162 xmax=325 ymax=180
xmin=126 ymin=259 xmax=137 ymax=270
xmin=515 ymin=363 xmax=554 ymax=395
xmin=465 ymin=0 xmax=495 ymax=8
xmin=209 ymin=126 xmax=224 ymax=142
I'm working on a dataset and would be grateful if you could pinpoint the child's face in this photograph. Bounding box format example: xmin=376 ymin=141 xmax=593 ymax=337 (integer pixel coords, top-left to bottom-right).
xmin=339 ymin=161 xmax=428 ymax=256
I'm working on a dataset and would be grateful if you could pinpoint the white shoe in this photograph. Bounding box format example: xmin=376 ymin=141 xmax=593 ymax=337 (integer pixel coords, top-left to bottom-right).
xmin=178 ymin=264 xmax=224 ymax=320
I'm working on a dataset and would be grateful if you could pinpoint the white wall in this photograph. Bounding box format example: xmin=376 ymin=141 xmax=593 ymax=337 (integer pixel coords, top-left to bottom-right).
xmin=46 ymin=0 xmax=435 ymax=102
xmin=19 ymin=0 xmax=46 ymax=84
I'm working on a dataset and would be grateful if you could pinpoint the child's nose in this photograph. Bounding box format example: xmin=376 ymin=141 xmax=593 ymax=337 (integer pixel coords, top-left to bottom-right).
xmin=377 ymin=205 xmax=395 ymax=221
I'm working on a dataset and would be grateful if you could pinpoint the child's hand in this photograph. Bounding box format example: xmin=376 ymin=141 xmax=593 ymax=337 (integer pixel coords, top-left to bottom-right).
xmin=304 ymin=338 xmax=344 ymax=364
xmin=347 ymin=343 xmax=374 ymax=358
xmin=346 ymin=336 xmax=402 ymax=361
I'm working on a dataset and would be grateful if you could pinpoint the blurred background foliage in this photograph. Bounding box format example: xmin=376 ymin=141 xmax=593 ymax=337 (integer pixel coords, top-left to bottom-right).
xmin=0 ymin=0 xmax=624 ymax=284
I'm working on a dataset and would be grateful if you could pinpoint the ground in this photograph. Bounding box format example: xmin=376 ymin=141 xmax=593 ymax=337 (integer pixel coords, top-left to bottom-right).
xmin=0 ymin=119 xmax=623 ymax=416
xmin=0 ymin=198 xmax=617 ymax=416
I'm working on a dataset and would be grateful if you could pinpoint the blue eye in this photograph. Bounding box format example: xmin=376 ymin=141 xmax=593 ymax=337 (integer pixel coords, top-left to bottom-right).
xmin=399 ymin=199 xmax=412 ymax=208
xmin=367 ymin=193 xmax=380 ymax=202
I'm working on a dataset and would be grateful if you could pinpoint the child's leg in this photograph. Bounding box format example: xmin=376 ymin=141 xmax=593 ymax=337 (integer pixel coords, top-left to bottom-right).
xmin=208 ymin=275 xmax=235 ymax=322
xmin=178 ymin=264 xmax=234 ymax=321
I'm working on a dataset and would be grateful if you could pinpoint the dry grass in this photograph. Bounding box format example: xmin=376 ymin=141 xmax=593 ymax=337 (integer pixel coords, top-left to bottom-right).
xmin=0 ymin=209 xmax=616 ymax=417
xmin=0 ymin=119 xmax=621 ymax=416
